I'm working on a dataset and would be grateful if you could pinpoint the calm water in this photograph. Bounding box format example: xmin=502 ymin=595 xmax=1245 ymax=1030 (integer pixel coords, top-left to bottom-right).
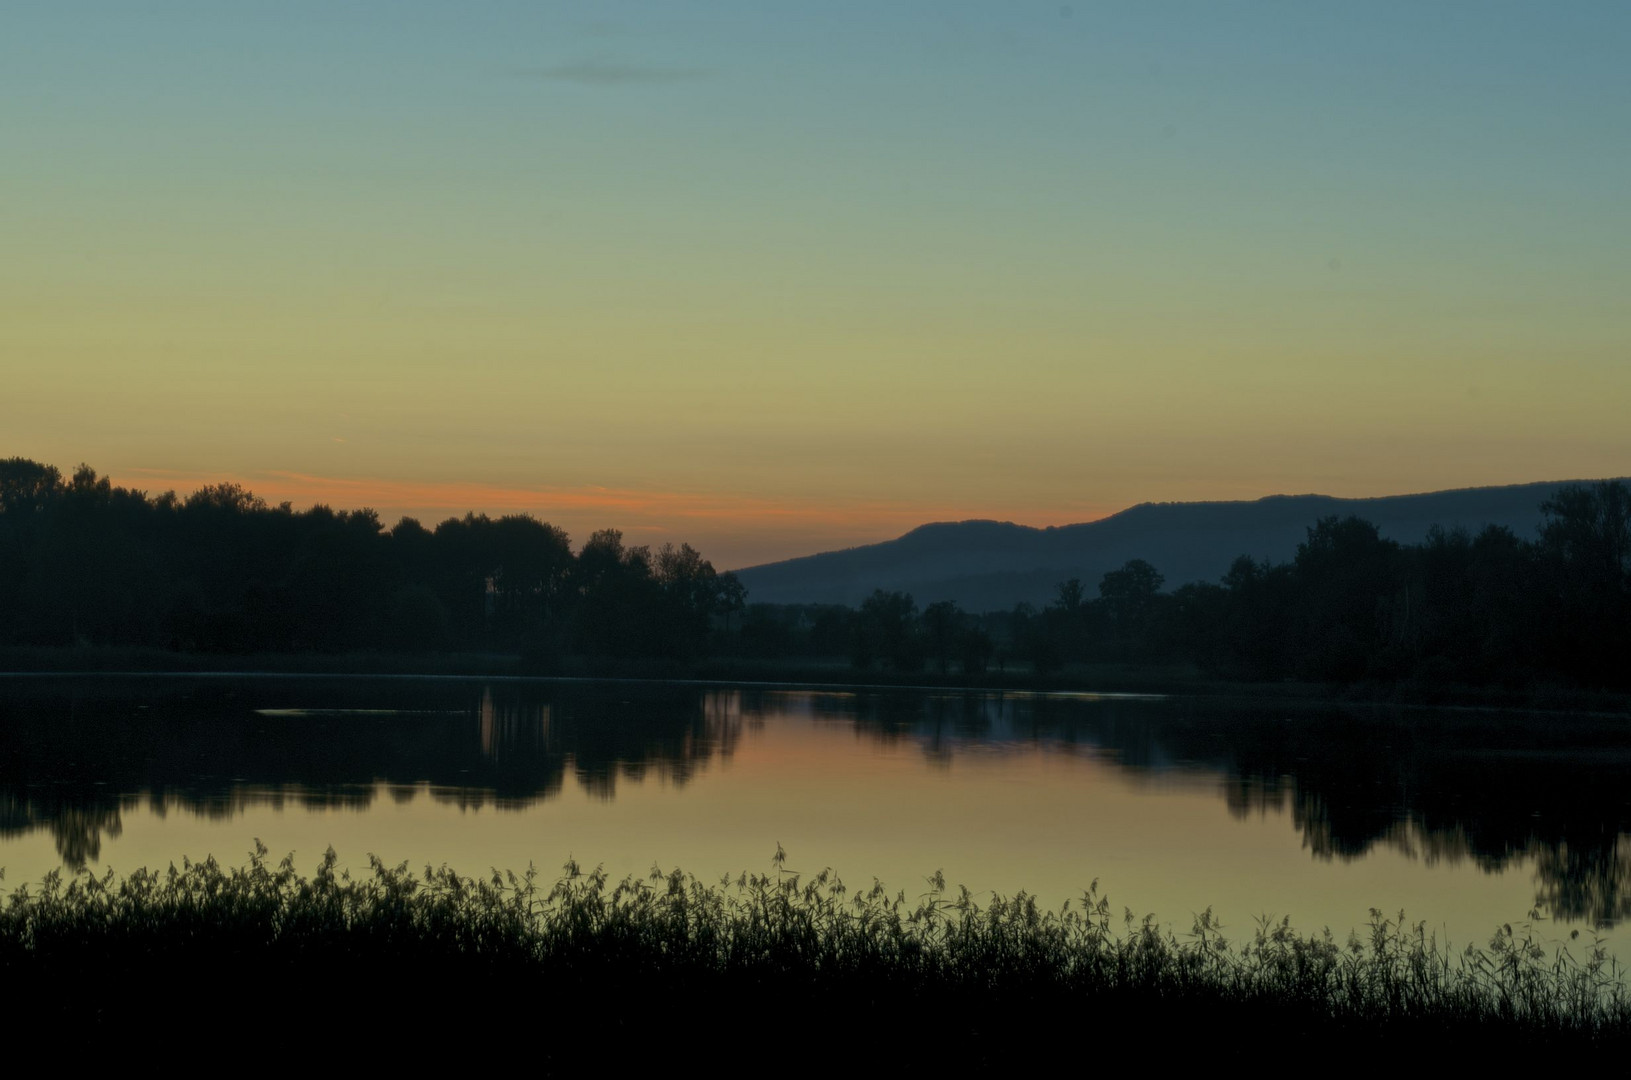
xmin=3 ymin=674 xmax=1629 ymax=957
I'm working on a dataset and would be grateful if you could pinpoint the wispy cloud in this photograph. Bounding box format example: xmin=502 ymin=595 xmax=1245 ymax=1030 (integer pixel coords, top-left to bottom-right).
xmin=516 ymin=60 xmax=711 ymax=86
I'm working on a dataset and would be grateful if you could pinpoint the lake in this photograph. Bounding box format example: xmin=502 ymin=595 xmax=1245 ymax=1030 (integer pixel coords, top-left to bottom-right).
xmin=3 ymin=674 xmax=1628 ymax=960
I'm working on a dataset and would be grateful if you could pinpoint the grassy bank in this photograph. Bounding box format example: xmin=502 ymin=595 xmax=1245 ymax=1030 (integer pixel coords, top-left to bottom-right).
xmin=3 ymin=847 xmax=1627 ymax=1060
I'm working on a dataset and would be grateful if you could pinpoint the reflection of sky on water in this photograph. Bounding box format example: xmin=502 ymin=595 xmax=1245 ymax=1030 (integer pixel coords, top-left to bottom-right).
xmin=2 ymin=677 xmax=1628 ymax=952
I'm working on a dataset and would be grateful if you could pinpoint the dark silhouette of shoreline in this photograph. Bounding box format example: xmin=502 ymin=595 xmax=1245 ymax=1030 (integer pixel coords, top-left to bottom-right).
xmin=2 ymin=458 xmax=1627 ymax=695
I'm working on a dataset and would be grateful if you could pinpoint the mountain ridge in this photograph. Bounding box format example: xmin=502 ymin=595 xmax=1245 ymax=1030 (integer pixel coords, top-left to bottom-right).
xmin=733 ymin=479 xmax=1627 ymax=612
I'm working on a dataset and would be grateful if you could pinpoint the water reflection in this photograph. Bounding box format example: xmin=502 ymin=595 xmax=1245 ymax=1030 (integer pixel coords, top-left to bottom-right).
xmin=2 ymin=677 xmax=1629 ymax=924
xmin=0 ymin=679 xmax=747 ymax=864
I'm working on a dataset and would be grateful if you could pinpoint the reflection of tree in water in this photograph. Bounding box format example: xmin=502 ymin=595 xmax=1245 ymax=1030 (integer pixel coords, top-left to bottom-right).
xmin=0 ymin=679 xmax=744 ymax=868
xmin=1533 ymin=837 xmax=1631 ymax=928
xmin=0 ymin=790 xmax=127 ymax=866
xmin=439 ymin=684 xmax=744 ymax=803
xmin=834 ymin=693 xmax=1631 ymax=927
xmin=1219 ymin=775 xmax=1291 ymax=820
xmin=1275 ymin=736 xmax=1631 ymax=926
xmin=6 ymin=680 xmax=1631 ymax=924
xmin=847 ymin=693 xmax=1006 ymax=768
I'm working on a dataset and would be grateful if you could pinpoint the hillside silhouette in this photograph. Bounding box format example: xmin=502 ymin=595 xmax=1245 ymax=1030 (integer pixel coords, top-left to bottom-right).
xmin=735 ymin=481 xmax=1622 ymax=609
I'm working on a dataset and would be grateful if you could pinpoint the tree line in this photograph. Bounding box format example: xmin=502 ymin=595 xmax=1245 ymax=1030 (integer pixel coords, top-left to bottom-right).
xmin=0 ymin=458 xmax=744 ymax=663
xmin=3 ymin=458 xmax=1627 ymax=690
xmin=720 ymin=481 xmax=1631 ymax=691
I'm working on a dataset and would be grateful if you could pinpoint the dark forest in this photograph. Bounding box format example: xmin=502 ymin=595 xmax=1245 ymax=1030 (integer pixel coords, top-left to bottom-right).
xmin=2 ymin=458 xmax=1627 ymax=691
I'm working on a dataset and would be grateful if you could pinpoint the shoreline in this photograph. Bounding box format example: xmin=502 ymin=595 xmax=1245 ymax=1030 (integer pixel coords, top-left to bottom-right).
xmin=3 ymin=646 xmax=1630 ymax=715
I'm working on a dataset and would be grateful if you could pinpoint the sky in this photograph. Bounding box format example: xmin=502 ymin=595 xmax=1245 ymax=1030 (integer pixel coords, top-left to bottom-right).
xmin=3 ymin=2 xmax=1628 ymax=568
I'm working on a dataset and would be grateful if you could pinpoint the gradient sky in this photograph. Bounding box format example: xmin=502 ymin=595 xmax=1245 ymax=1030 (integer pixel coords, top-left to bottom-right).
xmin=4 ymin=2 xmax=1628 ymax=567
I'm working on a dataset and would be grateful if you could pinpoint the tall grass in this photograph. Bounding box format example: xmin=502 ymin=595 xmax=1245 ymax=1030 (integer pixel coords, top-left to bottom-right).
xmin=3 ymin=844 xmax=1627 ymax=1058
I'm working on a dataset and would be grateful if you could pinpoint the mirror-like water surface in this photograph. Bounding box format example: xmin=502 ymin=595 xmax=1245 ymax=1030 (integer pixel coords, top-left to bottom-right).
xmin=3 ymin=675 xmax=1628 ymax=957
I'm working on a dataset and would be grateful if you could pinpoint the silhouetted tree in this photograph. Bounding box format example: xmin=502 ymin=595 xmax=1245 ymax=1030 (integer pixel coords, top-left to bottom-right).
xmin=1536 ymin=481 xmax=1631 ymax=685
xmin=0 ymin=457 xmax=63 ymax=513
xmin=1216 ymin=555 xmax=1297 ymax=678
xmin=1099 ymin=559 xmax=1164 ymax=661
xmin=808 ymin=606 xmax=853 ymax=657
xmin=653 ymin=542 xmax=723 ymax=658
xmin=1541 ymin=481 xmax=1631 ymax=582
xmin=1292 ymin=517 xmax=1400 ymax=680
xmin=958 ymin=626 xmax=994 ymax=676
xmin=922 ymin=601 xmax=964 ymax=674
xmin=854 ymin=590 xmax=922 ymax=672
xmin=1042 ymin=578 xmax=1093 ymax=664
xmin=715 ymin=572 xmax=748 ymax=636
xmin=386 ymin=585 xmax=452 ymax=652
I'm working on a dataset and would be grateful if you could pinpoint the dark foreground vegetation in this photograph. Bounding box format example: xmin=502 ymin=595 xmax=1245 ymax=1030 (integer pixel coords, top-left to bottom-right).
xmin=3 ymin=846 xmax=1628 ymax=1060
xmin=4 ymin=457 xmax=1628 ymax=697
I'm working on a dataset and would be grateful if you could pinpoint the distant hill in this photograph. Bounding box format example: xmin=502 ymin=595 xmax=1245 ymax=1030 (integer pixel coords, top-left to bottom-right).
xmin=734 ymin=480 xmax=1624 ymax=611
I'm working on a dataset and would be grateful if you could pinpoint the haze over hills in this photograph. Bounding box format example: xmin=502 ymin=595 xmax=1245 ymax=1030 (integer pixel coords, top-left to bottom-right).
xmin=733 ymin=480 xmax=1624 ymax=612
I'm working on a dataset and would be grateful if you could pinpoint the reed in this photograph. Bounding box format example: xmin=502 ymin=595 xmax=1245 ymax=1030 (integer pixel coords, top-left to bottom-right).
xmin=3 ymin=843 xmax=1626 ymax=1059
